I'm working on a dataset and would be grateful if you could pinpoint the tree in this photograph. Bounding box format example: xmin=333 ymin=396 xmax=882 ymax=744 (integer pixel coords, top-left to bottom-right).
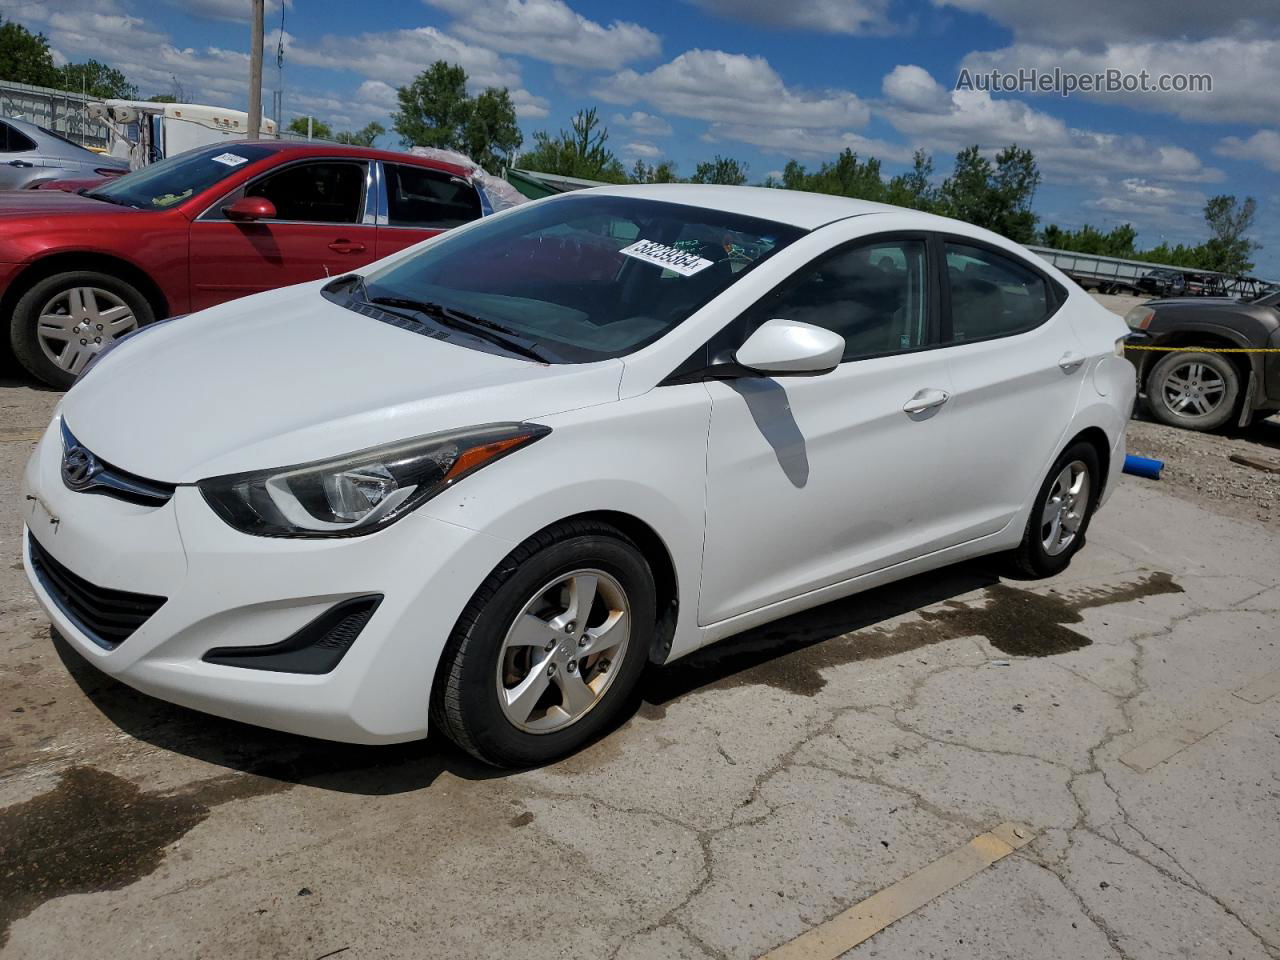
xmin=462 ymin=88 xmax=522 ymax=171
xmin=56 ymin=60 xmax=137 ymax=99
xmin=392 ymin=61 xmax=521 ymax=172
xmin=938 ymin=144 xmax=1041 ymax=242
xmin=335 ymin=122 xmax=385 ymax=147
xmin=519 ymin=108 xmax=627 ymax=182
xmin=393 ymin=61 xmax=472 ymax=151
xmin=1201 ymin=195 xmax=1258 ymax=275
xmin=147 ymin=94 xmax=179 ymax=104
xmin=690 ymin=154 xmax=748 ymax=185
xmin=885 ymin=150 xmax=939 ymax=211
xmin=651 ymin=160 xmax=679 ymax=183
xmin=288 ymin=116 xmax=333 ymax=140
xmin=0 ymin=17 xmax=59 ymax=88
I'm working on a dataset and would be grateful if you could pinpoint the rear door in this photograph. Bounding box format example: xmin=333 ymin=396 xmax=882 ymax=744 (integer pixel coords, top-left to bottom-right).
xmin=188 ymin=158 xmax=376 ymax=310
xmin=935 ymin=237 xmax=1087 ymax=536
xmin=374 ymin=161 xmax=483 ymax=258
xmin=0 ymin=121 xmax=40 ymax=189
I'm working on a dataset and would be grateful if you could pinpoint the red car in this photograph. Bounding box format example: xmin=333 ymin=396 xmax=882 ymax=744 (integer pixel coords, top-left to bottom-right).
xmin=1 ymin=141 xmax=492 ymax=387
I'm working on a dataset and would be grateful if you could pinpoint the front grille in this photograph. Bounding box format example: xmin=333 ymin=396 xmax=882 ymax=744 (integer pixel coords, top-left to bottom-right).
xmin=27 ymin=534 xmax=167 ymax=650
xmin=60 ymin=421 xmax=175 ymax=507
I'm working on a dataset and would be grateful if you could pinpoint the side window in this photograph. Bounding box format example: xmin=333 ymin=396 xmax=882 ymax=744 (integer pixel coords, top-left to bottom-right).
xmin=385 ymin=164 xmax=482 ymax=228
xmin=945 ymin=242 xmax=1050 ymax=342
xmin=751 ymin=238 xmax=929 ymax=363
xmin=0 ymin=122 xmax=37 ymax=153
xmin=244 ymin=161 xmax=366 ymax=223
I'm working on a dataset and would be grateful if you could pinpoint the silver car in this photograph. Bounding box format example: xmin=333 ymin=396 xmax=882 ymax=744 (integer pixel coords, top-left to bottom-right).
xmin=0 ymin=116 xmax=129 ymax=190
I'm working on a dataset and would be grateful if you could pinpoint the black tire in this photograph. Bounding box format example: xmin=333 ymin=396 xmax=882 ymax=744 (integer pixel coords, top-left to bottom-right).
xmin=431 ymin=520 xmax=656 ymax=768
xmin=1145 ymin=350 xmax=1239 ymax=432
xmin=10 ymin=270 xmax=155 ymax=389
xmin=1010 ymin=441 xmax=1101 ymax=579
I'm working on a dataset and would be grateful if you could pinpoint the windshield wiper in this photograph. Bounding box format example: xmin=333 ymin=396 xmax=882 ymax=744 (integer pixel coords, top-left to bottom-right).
xmin=367 ymin=295 xmax=548 ymax=362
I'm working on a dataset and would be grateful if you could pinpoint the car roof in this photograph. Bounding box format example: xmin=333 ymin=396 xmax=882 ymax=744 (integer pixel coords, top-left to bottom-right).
xmin=584 ymin=182 xmax=967 ymax=232
xmin=215 ymin=139 xmax=474 ymax=178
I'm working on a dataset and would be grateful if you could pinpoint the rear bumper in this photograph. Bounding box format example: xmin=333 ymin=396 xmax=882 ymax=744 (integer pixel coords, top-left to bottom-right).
xmin=21 ymin=416 xmax=517 ymax=744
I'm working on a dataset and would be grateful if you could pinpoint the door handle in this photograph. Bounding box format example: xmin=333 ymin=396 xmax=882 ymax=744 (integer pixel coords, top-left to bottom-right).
xmin=328 ymin=240 xmax=366 ymax=253
xmin=902 ymin=388 xmax=951 ymax=415
xmin=1058 ymin=351 xmax=1086 ymax=372
xmin=7 ymin=159 xmax=33 ymax=167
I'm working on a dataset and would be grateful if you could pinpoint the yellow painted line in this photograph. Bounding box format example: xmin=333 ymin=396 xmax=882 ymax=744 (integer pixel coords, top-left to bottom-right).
xmin=758 ymin=822 xmax=1034 ymax=960
xmin=1233 ymin=670 xmax=1280 ymax=705
xmin=1120 ymin=704 xmax=1233 ymax=773
xmin=0 ymin=434 xmax=41 ymax=444
xmin=1124 ymin=345 xmax=1280 ymax=353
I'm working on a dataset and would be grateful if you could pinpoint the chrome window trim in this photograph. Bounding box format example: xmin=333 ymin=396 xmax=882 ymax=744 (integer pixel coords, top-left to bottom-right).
xmin=195 ymin=156 xmax=372 ymax=226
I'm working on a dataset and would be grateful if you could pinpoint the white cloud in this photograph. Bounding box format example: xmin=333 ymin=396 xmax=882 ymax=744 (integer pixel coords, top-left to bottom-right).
xmin=705 ymin=123 xmax=916 ymax=163
xmin=509 ymin=87 xmax=551 ymax=119
xmin=960 ymin=38 xmax=1280 ymax=125
xmin=612 ymin=111 xmax=674 ymax=137
xmin=688 ymin=0 xmax=898 ymax=34
xmin=595 ymin=49 xmax=870 ymax=129
xmin=880 ymin=65 xmax=1223 ymax=184
xmin=290 ymin=27 xmax=521 ymax=91
xmin=622 ymin=141 xmax=662 ymax=159
xmin=423 ymin=0 xmax=659 ymax=69
xmin=1215 ymin=130 xmax=1280 ymax=173
xmin=881 ymin=64 xmax=950 ymax=113
xmin=1081 ymin=177 xmax=1207 ymax=233
xmin=162 ymin=0 xmax=289 ymax=22
xmin=932 ymin=0 xmax=1277 ymax=46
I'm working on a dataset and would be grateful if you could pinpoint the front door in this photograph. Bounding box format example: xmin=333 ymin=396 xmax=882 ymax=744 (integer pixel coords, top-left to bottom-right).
xmin=189 ymin=159 xmax=377 ymax=311
xmin=699 ymin=234 xmax=963 ymax=625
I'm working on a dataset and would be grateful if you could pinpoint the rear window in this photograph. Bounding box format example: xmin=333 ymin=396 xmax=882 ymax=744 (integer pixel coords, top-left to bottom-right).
xmin=385 ymin=163 xmax=482 ymax=228
xmin=0 ymin=121 xmax=37 ymax=153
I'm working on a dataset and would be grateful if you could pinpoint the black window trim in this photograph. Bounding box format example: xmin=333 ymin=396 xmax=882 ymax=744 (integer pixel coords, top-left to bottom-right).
xmin=196 ymin=156 xmax=374 ymax=226
xmin=934 ymin=232 xmax=1068 ymax=347
xmin=662 ymin=229 xmax=944 ymax=384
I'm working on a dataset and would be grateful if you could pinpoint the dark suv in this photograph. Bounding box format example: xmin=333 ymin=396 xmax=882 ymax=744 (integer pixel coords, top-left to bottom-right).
xmin=1125 ymin=290 xmax=1280 ymax=431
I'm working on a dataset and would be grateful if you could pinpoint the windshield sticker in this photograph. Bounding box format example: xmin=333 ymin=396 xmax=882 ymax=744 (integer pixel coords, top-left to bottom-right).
xmin=211 ymin=152 xmax=250 ymax=167
xmin=619 ymin=239 xmax=714 ymax=277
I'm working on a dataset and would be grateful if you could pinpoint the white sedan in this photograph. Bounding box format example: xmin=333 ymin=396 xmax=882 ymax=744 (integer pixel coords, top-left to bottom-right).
xmin=20 ymin=185 xmax=1135 ymax=766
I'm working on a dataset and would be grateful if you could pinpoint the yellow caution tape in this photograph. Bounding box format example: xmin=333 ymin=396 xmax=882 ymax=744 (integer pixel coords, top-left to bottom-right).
xmin=1124 ymin=345 xmax=1280 ymax=353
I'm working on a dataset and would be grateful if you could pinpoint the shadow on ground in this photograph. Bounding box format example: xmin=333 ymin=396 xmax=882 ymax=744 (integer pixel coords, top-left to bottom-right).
xmin=53 ymin=557 xmax=1009 ymax=796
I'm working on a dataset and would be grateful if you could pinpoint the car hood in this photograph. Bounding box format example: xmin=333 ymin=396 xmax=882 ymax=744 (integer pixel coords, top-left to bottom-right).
xmin=1147 ymin=297 xmax=1241 ymax=309
xmin=0 ymin=189 xmax=139 ymax=219
xmin=61 ymin=282 xmax=624 ymax=482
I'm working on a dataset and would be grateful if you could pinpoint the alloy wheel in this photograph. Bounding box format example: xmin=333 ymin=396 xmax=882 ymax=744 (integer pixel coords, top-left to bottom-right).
xmin=36 ymin=286 xmax=138 ymax=375
xmin=1161 ymin=361 xmax=1227 ymax=418
xmin=496 ymin=569 xmax=631 ymax=733
xmin=1040 ymin=460 xmax=1090 ymax=557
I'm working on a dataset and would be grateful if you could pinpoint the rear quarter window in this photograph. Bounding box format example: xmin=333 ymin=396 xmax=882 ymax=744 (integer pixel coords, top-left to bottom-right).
xmin=386 ymin=164 xmax=482 ymax=229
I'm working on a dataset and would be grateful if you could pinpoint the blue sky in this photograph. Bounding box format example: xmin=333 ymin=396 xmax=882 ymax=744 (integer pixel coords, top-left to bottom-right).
xmin=5 ymin=0 xmax=1279 ymax=274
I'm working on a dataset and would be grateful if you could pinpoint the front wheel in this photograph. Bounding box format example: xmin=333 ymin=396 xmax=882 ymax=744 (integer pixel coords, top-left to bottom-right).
xmin=10 ymin=270 xmax=154 ymax=389
xmin=1145 ymin=350 xmax=1239 ymax=432
xmin=432 ymin=521 xmax=656 ymax=767
xmin=1010 ymin=442 xmax=1101 ymax=578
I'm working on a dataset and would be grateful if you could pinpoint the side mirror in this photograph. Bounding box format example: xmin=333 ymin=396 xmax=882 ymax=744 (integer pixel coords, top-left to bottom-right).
xmin=223 ymin=196 xmax=276 ymax=222
xmin=735 ymin=318 xmax=844 ymax=375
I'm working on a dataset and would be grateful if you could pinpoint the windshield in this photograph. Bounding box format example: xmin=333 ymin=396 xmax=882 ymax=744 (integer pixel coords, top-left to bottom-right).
xmin=360 ymin=193 xmax=804 ymax=362
xmin=88 ymin=143 xmax=272 ymax=210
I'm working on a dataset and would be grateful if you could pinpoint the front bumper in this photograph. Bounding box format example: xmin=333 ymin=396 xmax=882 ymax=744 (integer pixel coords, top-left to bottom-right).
xmin=20 ymin=417 xmax=516 ymax=744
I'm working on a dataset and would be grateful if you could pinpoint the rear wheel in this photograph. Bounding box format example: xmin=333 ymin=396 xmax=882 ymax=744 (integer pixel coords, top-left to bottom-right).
xmin=10 ymin=270 xmax=153 ymax=389
xmin=1011 ymin=442 xmax=1101 ymax=578
xmin=1145 ymin=350 xmax=1239 ymax=432
xmin=432 ymin=520 xmax=655 ymax=767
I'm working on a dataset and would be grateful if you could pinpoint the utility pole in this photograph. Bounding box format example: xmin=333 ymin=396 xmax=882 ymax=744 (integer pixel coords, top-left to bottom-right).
xmin=247 ymin=0 xmax=264 ymax=139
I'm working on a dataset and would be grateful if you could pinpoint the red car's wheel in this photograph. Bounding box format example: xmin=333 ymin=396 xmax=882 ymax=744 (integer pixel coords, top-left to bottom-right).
xmin=10 ymin=270 xmax=155 ymax=389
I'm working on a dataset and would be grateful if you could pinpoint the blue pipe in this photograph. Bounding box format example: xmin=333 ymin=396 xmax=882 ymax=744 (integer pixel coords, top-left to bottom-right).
xmin=1123 ymin=454 xmax=1164 ymax=480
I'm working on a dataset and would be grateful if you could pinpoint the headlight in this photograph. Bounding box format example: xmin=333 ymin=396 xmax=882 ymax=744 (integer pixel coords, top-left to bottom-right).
xmin=198 ymin=423 xmax=550 ymax=538
xmin=1124 ymin=306 xmax=1154 ymax=331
